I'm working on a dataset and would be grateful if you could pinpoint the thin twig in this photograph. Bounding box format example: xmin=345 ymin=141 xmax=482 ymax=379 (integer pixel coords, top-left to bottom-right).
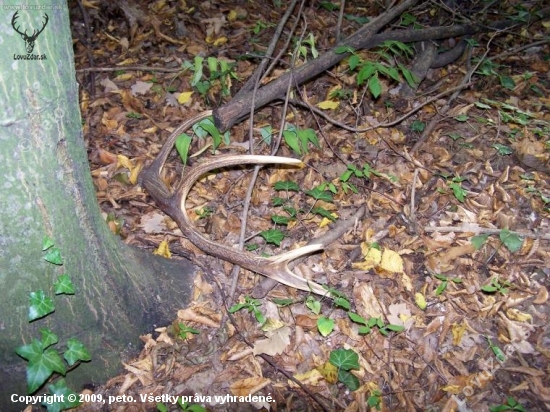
xmin=423 ymin=226 xmax=550 ymax=241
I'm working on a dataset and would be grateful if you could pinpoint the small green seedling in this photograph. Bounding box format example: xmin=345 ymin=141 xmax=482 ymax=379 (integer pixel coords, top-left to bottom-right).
xmin=196 ymin=207 xmax=213 ymax=219
xmin=348 ymin=313 xmax=405 ymax=336
xmin=481 ymin=277 xmax=511 ymax=295
xmin=432 ymin=273 xmax=463 ymax=296
xmin=486 ymin=336 xmax=506 ymax=362
xmin=489 ymin=396 xmax=526 ymax=412
xmin=229 ymin=296 xmax=266 ymax=325
xmin=176 ymin=323 xmax=200 ymax=340
xmin=158 ymin=398 xmax=206 ymax=412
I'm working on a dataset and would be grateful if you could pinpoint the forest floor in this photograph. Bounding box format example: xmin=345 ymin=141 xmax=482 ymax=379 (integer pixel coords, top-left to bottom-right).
xmin=71 ymin=1 xmax=549 ymax=411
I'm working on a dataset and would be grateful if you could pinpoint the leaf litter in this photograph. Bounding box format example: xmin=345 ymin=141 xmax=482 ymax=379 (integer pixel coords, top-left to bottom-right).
xmin=73 ymin=1 xmax=550 ymax=411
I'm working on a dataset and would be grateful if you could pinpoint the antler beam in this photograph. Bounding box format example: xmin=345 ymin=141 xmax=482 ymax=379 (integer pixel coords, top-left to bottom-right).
xmin=140 ymin=112 xmax=329 ymax=296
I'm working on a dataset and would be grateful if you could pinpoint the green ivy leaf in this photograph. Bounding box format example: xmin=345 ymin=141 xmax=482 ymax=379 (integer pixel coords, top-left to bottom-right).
xmin=272 ymin=197 xmax=286 ymax=207
xmin=271 ymin=215 xmax=292 ymax=225
xmin=500 ymin=76 xmax=516 ymax=90
xmin=42 ymin=236 xmax=55 ymax=251
xmin=16 ymin=339 xmax=44 ymax=363
xmin=305 ymin=187 xmax=333 ymax=202
xmin=43 ymin=247 xmax=63 ymax=265
xmin=492 ymin=143 xmax=512 ymax=155
xmin=306 ymin=296 xmax=321 ymax=315
xmin=329 ymin=348 xmax=360 ymax=371
xmin=260 ymin=229 xmax=285 ymax=246
xmin=26 ymin=348 xmax=66 ymax=393
xmin=64 ymin=338 xmax=91 ymax=366
xmin=471 ymin=234 xmax=489 ymax=250
xmin=338 ymin=369 xmax=361 ymax=391
xmin=273 ymin=180 xmax=300 ymax=192
xmin=311 ymin=207 xmax=336 ymax=220
xmin=39 ymin=328 xmax=59 ymax=349
xmin=45 ymin=378 xmax=82 ymax=412
xmin=500 ymin=229 xmax=523 ymax=253
xmin=29 ymin=290 xmax=55 ymax=321
xmin=54 ymin=274 xmax=75 ymax=295
xmin=317 ymin=316 xmax=335 ymax=337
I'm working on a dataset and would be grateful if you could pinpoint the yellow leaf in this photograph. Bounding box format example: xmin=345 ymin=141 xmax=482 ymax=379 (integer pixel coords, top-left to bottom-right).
xmin=177 ymin=91 xmax=193 ymax=104
xmin=352 ymin=245 xmax=381 ymax=271
xmin=506 ymin=308 xmax=532 ymax=322
xmin=452 ymin=321 xmax=467 ymax=346
xmin=228 ymin=10 xmax=237 ymax=21
xmin=129 ymin=162 xmax=143 ymax=185
xmin=317 ymin=100 xmax=340 ymax=110
xmin=117 ymin=58 xmax=138 ymax=66
xmin=379 ymin=249 xmax=404 ymax=273
xmin=317 ymin=361 xmax=338 ymax=384
xmin=415 ymin=293 xmax=427 ymax=310
xmin=153 ymin=241 xmax=171 ymax=258
xmin=213 ymin=36 xmax=228 ymax=46
xmin=542 ymin=20 xmax=550 ymax=28
xmin=261 ymin=318 xmax=285 ymax=332
xmin=441 ymin=385 xmax=461 ymax=394
xmin=117 ymin=155 xmax=133 ymax=171
xmin=115 ymin=73 xmax=133 ymax=81
xmin=319 ymin=213 xmax=338 ymax=228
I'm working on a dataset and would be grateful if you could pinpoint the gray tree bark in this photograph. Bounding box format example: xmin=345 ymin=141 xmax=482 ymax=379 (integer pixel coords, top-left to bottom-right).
xmin=0 ymin=5 xmax=194 ymax=409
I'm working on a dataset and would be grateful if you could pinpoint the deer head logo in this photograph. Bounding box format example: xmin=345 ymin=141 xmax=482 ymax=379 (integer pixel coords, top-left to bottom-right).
xmin=11 ymin=11 xmax=49 ymax=54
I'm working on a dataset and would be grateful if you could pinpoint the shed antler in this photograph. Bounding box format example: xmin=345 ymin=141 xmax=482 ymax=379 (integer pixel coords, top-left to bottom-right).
xmin=140 ymin=111 xmax=329 ymax=296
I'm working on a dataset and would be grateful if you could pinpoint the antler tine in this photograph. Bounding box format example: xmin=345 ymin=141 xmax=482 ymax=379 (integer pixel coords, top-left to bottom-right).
xmin=173 ymin=154 xmax=330 ymax=296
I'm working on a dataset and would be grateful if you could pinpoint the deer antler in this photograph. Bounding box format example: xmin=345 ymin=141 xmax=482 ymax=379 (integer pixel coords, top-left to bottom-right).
xmin=140 ymin=112 xmax=329 ymax=296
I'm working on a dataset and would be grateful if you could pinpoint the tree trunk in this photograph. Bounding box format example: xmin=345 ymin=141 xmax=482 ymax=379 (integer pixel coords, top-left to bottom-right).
xmin=0 ymin=6 xmax=194 ymax=408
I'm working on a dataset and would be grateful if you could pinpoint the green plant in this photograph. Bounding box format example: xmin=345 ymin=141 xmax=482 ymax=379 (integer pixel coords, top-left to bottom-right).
xmin=176 ymin=323 xmax=200 ymax=340
xmin=195 ymin=207 xmax=214 ymax=219
xmin=16 ymin=237 xmax=90 ymax=411
xmin=229 ymin=296 xmax=266 ymax=325
xmin=335 ymin=41 xmax=417 ymax=98
xmin=181 ymin=56 xmax=239 ymax=97
xmin=471 ymin=228 xmax=525 ymax=254
xmin=329 ymin=348 xmax=361 ymax=391
xmin=410 ymin=120 xmax=425 ymax=133
xmin=348 ymin=313 xmax=405 ymax=336
xmin=485 ymin=336 xmax=506 ymax=362
xmin=489 ymin=396 xmax=526 ymax=412
xmin=158 ymin=398 xmax=206 ymax=412
xmin=481 ymin=277 xmax=511 ymax=295
xmin=432 ymin=273 xmax=463 ymax=295
xmin=339 ymin=162 xmax=397 ymax=194
xmin=367 ymin=389 xmax=383 ymax=410
xmin=474 ymin=59 xmax=516 ymax=90
xmin=282 ymin=124 xmax=320 ymax=156
xmin=175 ymin=117 xmax=230 ymax=164
xmin=439 ymin=174 xmax=467 ymax=203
